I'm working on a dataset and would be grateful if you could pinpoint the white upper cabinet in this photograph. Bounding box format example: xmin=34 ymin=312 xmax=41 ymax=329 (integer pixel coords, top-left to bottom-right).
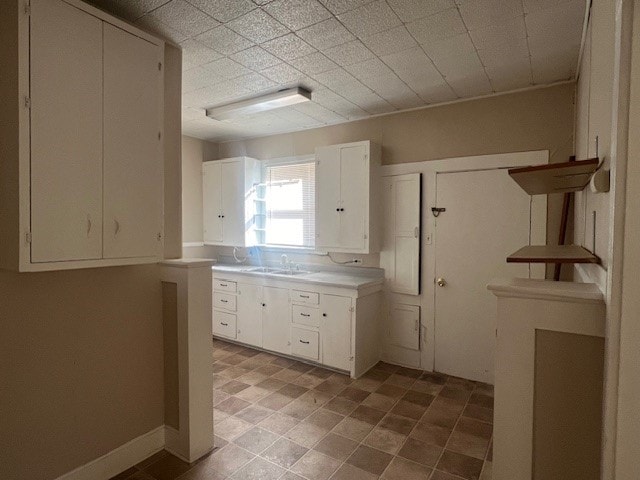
xmin=30 ymin=0 xmax=103 ymax=263
xmin=0 ymin=0 xmax=165 ymax=271
xmin=103 ymin=23 xmax=163 ymax=259
xmin=315 ymin=141 xmax=381 ymax=254
xmin=202 ymin=157 xmax=260 ymax=247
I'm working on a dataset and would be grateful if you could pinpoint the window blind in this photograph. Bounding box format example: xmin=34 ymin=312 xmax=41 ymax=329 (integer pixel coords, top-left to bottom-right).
xmin=263 ymin=162 xmax=315 ymax=247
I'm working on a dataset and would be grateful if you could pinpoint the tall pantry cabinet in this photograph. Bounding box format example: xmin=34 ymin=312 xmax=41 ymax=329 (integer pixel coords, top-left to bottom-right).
xmin=0 ymin=0 xmax=165 ymax=271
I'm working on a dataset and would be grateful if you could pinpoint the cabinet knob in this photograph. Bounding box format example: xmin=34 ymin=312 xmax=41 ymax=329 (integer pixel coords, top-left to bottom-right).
xmin=262 ymin=303 xmax=266 ymax=307
xmin=322 ymin=313 xmax=327 ymax=317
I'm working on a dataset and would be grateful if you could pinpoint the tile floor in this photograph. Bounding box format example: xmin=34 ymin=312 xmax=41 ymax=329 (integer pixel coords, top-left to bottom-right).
xmin=112 ymin=339 xmax=494 ymax=480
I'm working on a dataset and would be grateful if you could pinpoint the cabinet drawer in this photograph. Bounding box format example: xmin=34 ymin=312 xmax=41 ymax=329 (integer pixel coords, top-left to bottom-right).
xmin=291 ymin=327 xmax=319 ymax=361
xmin=292 ymin=305 xmax=320 ymax=328
xmin=213 ymin=311 xmax=236 ymax=339
xmin=214 ymin=292 xmax=237 ymax=311
xmin=214 ymin=279 xmax=237 ymax=293
xmin=291 ymin=290 xmax=319 ymax=305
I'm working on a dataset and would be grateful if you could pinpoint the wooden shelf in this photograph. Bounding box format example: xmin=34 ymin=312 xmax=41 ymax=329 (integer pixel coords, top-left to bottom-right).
xmin=508 ymin=158 xmax=599 ymax=195
xmin=507 ymin=245 xmax=599 ymax=264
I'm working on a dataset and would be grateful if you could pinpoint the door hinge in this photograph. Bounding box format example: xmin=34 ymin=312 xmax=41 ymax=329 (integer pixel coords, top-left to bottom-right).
xmin=158 ymin=131 xmax=162 ymax=140
xmin=349 ymin=306 xmax=354 ymax=313
xmin=158 ymin=62 xmax=162 ymax=71
xmin=24 ymin=96 xmax=31 ymax=109
xmin=25 ymin=232 xmax=32 ymax=243
xmin=24 ymin=3 xmax=31 ymax=16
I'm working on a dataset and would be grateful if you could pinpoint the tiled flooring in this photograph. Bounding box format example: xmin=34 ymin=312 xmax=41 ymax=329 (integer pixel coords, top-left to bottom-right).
xmin=112 ymin=339 xmax=494 ymax=480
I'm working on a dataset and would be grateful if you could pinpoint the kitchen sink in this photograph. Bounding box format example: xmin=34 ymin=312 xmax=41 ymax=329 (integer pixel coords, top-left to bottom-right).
xmin=241 ymin=266 xmax=309 ymax=275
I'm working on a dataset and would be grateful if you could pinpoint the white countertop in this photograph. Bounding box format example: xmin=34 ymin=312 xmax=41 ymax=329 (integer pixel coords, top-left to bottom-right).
xmin=213 ymin=264 xmax=384 ymax=291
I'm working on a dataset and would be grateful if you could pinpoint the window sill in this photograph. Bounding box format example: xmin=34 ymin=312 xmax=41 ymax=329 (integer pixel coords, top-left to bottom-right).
xmin=256 ymin=245 xmax=323 ymax=255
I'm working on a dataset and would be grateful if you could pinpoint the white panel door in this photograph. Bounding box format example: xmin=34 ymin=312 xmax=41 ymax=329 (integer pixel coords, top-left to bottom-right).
xmin=434 ymin=169 xmax=533 ymax=383
xmin=203 ymin=162 xmax=223 ymax=243
xmin=262 ymin=286 xmax=291 ymax=355
xmin=30 ymin=0 xmax=103 ymax=262
xmin=339 ymin=145 xmax=368 ymax=250
xmin=321 ymin=294 xmax=352 ymax=371
xmin=315 ymin=146 xmax=341 ymax=249
xmin=237 ymin=283 xmax=263 ymax=347
xmin=388 ymin=304 xmax=420 ymax=350
xmin=221 ymin=161 xmax=244 ymax=246
xmin=103 ymin=23 xmax=163 ymax=259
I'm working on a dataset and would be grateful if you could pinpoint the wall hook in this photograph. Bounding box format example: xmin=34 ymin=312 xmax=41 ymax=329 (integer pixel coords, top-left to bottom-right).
xmin=431 ymin=207 xmax=446 ymax=217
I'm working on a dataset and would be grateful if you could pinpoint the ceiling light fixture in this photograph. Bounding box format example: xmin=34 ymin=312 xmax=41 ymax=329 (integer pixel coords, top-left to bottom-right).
xmin=206 ymin=87 xmax=312 ymax=121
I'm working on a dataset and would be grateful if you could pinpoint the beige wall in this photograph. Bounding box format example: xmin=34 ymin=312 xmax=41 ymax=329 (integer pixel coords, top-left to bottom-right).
xmin=0 ymin=265 xmax=164 ymax=480
xmin=574 ymin=1 xmax=616 ymax=273
xmin=182 ymin=135 xmax=218 ymax=244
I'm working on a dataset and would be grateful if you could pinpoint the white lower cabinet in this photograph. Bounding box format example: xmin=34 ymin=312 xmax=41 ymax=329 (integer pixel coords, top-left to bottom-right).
xmin=320 ymin=295 xmax=352 ymax=371
xmin=212 ymin=271 xmax=382 ymax=378
xmin=262 ymin=286 xmax=291 ymax=355
xmin=236 ymin=283 xmax=263 ymax=347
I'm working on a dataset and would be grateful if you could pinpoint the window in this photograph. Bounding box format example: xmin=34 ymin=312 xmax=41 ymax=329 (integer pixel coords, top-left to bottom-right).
xmin=261 ymin=160 xmax=315 ymax=248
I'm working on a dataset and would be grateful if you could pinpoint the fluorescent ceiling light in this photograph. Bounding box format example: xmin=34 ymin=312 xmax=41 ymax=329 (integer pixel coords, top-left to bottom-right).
xmin=206 ymin=87 xmax=311 ymax=121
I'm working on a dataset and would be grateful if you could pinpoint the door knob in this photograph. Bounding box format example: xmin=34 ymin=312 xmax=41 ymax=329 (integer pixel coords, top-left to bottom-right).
xmin=436 ymin=277 xmax=447 ymax=287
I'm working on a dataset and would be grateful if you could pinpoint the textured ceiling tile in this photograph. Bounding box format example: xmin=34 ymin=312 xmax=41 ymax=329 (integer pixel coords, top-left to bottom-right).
xmin=237 ymin=72 xmax=279 ymax=92
xmin=477 ymin=39 xmax=530 ymax=68
xmin=342 ymin=88 xmax=395 ymax=114
xmin=261 ymin=62 xmax=305 ymax=83
xmin=406 ymin=8 xmax=466 ymax=44
xmin=290 ymin=52 xmax=339 ymax=75
xmin=180 ymin=39 xmax=224 ymax=70
xmin=230 ymin=46 xmax=281 ymax=70
xmin=345 ymin=57 xmax=395 ymax=81
xmin=323 ymin=40 xmax=375 ymax=66
xmin=522 ymin=0 xmax=580 ymax=14
xmin=149 ymin=0 xmax=219 ymax=37
xmin=195 ymin=25 xmax=254 ymax=54
xmin=446 ymin=71 xmax=493 ymax=97
xmin=201 ymin=57 xmax=254 ymax=79
xmin=262 ymin=34 xmax=317 ymax=61
xmin=186 ymin=0 xmax=256 ymax=22
xmin=457 ymin=0 xmax=524 ymax=30
xmin=182 ymin=106 xmax=206 ymax=121
xmin=361 ymin=26 xmax=418 ymax=57
xmin=297 ymin=18 xmax=356 ymax=50
xmin=183 ymin=66 xmax=225 ymax=93
xmin=530 ymin=46 xmax=577 ymax=84
xmin=432 ymin=51 xmax=485 ymax=79
xmin=486 ymin=60 xmax=532 ymax=91
xmin=338 ymin=0 xmax=402 ymax=38
xmin=415 ymin=82 xmax=457 ymax=104
xmin=379 ymin=89 xmax=425 ymax=109
xmin=314 ymin=68 xmax=365 ymax=91
xmin=319 ymin=0 xmax=372 ymax=15
xmin=524 ymin=0 xmax=584 ymax=40
xmin=381 ymin=47 xmax=443 ymax=85
xmin=264 ymin=0 xmax=332 ymax=30
xmin=421 ymin=33 xmax=476 ymax=62
xmin=387 ymin=0 xmax=455 ymax=22
xmin=469 ymin=16 xmax=526 ymax=51
xmin=227 ymin=9 xmax=290 ymax=43
xmin=136 ymin=15 xmax=188 ymax=43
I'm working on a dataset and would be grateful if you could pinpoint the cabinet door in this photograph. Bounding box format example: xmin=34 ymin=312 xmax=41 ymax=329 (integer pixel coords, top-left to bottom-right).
xmin=320 ymin=295 xmax=352 ymax=371
xmin=237 ymin=284 xmax=263 ymax=347
xmin=103 ymin=23 xmax=163 ymax=259
xmin=30 ymin=0 xmax=103 ymax=262
xmin=388 ymin=304 xmax=420 ymax=351
xmin=203 ymin=162 xmax=223 ymax=243
xmin=221 ymin=161 xmax=245 ymax=246
xmin=338 ymin=145 xmax=368 ymax=250
xmin=262 ymin=286 xmax=291 ymax=355
xmin=315 ymin=146 xmax=341 ymax=249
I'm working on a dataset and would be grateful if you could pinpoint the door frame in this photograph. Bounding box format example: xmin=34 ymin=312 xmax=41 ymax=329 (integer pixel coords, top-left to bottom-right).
xmin=380 ymin=150 xmax=548 ymax=372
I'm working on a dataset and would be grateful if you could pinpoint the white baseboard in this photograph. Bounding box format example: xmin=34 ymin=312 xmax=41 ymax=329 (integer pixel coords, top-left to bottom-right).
xmin=54 ymin=426 xmax=165 ymax=480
